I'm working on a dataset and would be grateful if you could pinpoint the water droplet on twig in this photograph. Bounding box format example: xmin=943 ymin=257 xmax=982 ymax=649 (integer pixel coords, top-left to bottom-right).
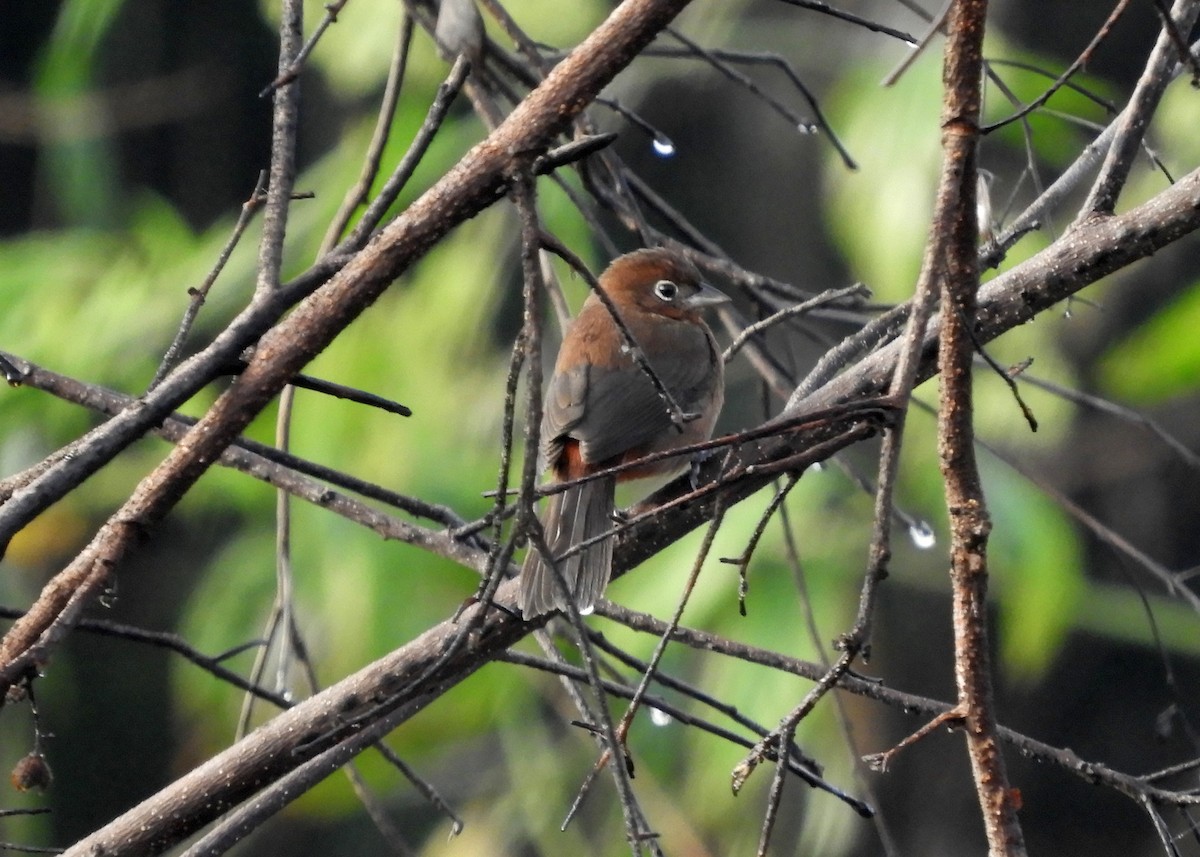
xmin=652 ymin=135 xmax=676 ymax=157
xmin=650 ymin=707 xmax=673 ymax=727
xmin=908 ymin=520 xmax=936 ymax=550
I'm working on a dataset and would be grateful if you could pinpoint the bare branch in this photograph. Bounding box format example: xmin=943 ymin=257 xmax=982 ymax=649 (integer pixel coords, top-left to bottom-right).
xmin=1080 ymin=0 xmax=1200 ymax=217
xmin=0 ymin=0 xmax=701 ymax=701
xmin=981 ymin=0 xmax=1132 ymax=134
xmin=254 ymin=0 xmax=304 ymax=296
xmin=150 ymin=171 xmax=268 ymax=389
xmin=933 ymin=1 xmax=1026 ymax=851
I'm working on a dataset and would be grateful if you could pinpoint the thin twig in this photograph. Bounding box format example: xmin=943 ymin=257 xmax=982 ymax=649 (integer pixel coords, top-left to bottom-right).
xmin=0 ymin=608 xmax=289 ymax=708
xmin=322 ymin=12 xmax=416 ymax=249
xmin=1149 ymin=0 xmax=1200 ymax=83
xmin=254 ymin=0 xmax=304 ymax=295
xmin=341 ymin=55 xmax=472 ymax=251
xmin=150 ymin=171 xmax=268 ymax=389
xmin=658 ymin=30 xmax=858 ymax=169
xmin=775 ymin=0 xmax=918 ymax=44
xmin=778 ymin=501 xmax=901 ymax=854
xmin=723 ymin=284 xmax=871 ymax=361
xmin=470 ymin=324 xmax=525 ymax=611
xmin=984 ymin=57 xmax=1118 ymax=113
xmin=719 ymin=475 xmax=799 ymax=615
xmin=755 ymin=728 xmax=795 ymax=856
xmin=374 ymin=742 xmax=464 ymax=836
xmin=981 ymin=0 xmax=1132 ymax=134
xmin=963 ymin=320 xmax=1038 ymax=432
xmin=882 ymin=0 xmax=952 ymax=86
xmin=261 ymin=0 xmax=351 ymax=95
xmin=253 ymin=0 xmax=308 ymax=728
xmin=1080 ymin=0 xmax=1200 ymax=217
xmin=615 ymin=492 xmax=729 ymax=745
xmin=1014 ymin=371 xmax=1200 ymax=470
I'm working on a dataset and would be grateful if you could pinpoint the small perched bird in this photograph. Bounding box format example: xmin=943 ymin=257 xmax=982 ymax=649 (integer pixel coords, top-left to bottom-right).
xmin=519 ymin=248 xmax=729 ymax=618
xmin=434 ymin=0 xmax=484 ymax=66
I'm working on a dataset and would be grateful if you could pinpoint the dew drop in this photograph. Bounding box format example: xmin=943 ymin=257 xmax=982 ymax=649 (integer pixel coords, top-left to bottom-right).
xmin=651 ymin=134 xmax=676 ymax=157
xmin=580 ymin=604 xmax=596 ymax=617
xmin=797 ymin=122 xmax=819 ymax=135
xmin=908 ymin=520 xmax=936 ymax=550
xmin=810 ymin=460 xmax=824 ymax=473
xmin=650 ymin=707 xmax=673 ymax=727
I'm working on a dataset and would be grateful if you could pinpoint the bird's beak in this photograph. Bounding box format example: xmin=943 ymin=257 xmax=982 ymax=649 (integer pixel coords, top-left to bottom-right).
xmin=684 ymin=281 xmax=731 ymax=309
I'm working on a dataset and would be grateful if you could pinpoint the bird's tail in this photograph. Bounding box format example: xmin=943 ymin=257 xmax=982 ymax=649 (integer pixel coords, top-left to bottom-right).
xmin=518 ymin=475 xmax=616 ymax=618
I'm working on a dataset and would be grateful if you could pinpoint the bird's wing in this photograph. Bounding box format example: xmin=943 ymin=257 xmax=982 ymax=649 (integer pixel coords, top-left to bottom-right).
xmin=572 ymin=363 xmax=675 ymax=464
xmin=540 ymin=364 xmax=589 ymax=473
xmin=572 ymin=324 xmax=717 ymax=466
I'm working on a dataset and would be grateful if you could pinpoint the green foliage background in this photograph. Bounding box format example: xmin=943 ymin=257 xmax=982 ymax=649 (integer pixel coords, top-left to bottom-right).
xmin=1 ymin=1 xmax=1198 ymax=855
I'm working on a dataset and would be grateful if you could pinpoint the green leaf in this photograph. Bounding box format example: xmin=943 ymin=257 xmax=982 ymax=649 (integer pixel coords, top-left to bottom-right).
xmin=1099 ymin=279 xmax=1200 ymax=403
xmin=988 ymin=465 xmax=1085 ymax=681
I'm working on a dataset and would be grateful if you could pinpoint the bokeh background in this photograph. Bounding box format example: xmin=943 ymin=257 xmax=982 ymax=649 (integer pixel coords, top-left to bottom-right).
xmin=1 ymin=1 xmax=1198 ymax=854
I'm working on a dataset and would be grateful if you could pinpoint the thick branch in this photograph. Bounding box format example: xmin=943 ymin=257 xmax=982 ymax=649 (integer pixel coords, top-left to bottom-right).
xmin=1081 ymin=0 xmax=1200 ymax=216
xmin=13 ymin=11 xmax=1200 ymax=852
xmin=60 ymin=594 xmax=532 ymax=857
xmin=619 ymin=165 xmax=1200 ymax=573
xmin=0 ymin=0 xmax=695 ymax=698
xmin=934 ymin=2 xmax=1026 ymax=854
xmin=63 ymin=164 xmax=1200 ymax=856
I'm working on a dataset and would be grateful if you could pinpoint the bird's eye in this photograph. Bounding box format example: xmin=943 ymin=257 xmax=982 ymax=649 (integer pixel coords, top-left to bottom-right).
xmin=653 ymin=280 xmax=678 ymax=301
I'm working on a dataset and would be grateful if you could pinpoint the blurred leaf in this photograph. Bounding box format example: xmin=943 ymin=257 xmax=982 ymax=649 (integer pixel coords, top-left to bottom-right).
xmin=987 ymin=464 xmax=1085 ymax=681
xmin=4 ymin=502 xmax=92 ymax=572
xmin=262 ymin=0 xmax=607 ymax=99
xmin=1099 ymin=73 xmax=1200 ymax=403
xmin=33 ymin=0 xmax=128 ymax=226
xmin=1077 ymin=583 xmax=1200 ymax=657
xmin=823 ymin=56 xmax=941 ymax=301
xmin=981 ymin=52 xmax=1117 ymax=170
xmin=1154 ymin=74 xmax=1200 ymax=172
xmin=1098 ymin=279 xmax=1200 ymax=403
xmin=823 ymin=36 xmax=1115 ymax=303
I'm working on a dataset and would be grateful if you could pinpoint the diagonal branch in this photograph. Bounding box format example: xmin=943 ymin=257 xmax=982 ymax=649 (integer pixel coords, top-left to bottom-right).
xmin=1080 ymin=0 xmax=1200 ymax=217
xmin=0 ymin=0 xmax=699 ymax=700
xmin=622 ymin=165 xmax=1200 ymax=576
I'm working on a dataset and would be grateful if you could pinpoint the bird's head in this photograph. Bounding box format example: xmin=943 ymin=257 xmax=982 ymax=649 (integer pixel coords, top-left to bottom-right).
xmin=598 ymin=248 xmax=730 ymax=320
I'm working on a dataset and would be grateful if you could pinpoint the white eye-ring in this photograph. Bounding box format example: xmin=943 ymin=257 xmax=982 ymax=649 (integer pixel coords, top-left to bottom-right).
xmin=653 ymin=280 xmax=678 ymax=301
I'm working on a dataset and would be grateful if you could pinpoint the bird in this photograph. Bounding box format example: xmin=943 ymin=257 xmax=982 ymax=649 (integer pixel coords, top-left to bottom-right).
xmin=518 ymin=248 xmax=729 ymax=618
